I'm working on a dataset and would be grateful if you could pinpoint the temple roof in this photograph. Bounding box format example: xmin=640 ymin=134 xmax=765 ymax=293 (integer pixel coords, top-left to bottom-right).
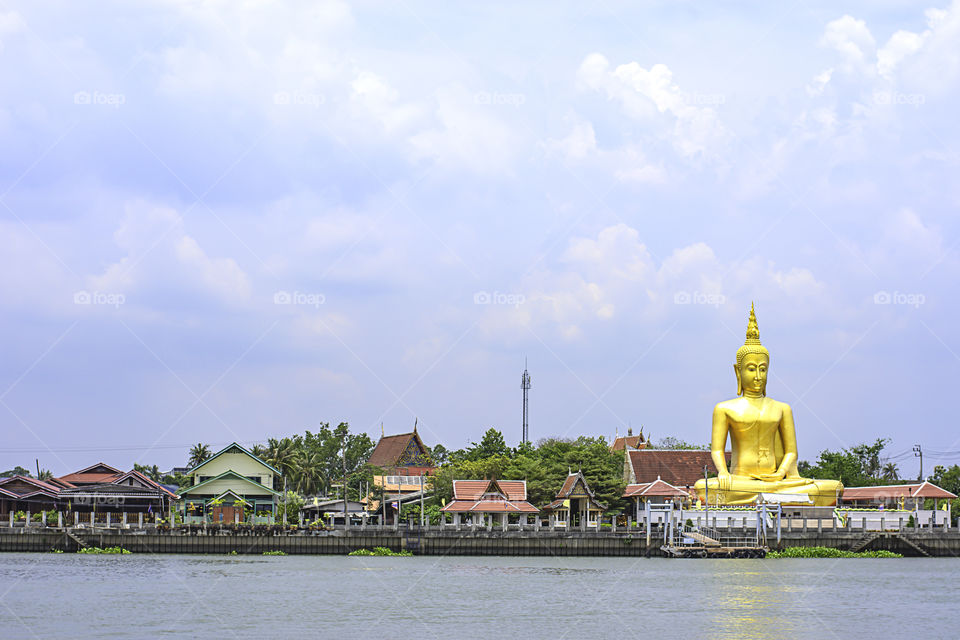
xmin=843 ymin=481 xmax=957 ymax=501
xmin=452 ymin=479 xmax=527 ymax=501
xmin=624 ymin=478 xmax=689 ymax=498
xmin=367 ymin=431 xmax=433 ymax=469
xmin=625 ymin=449 xmax=729 ymax=487
xmin=442 ymin=479 xmax=538 ymax=514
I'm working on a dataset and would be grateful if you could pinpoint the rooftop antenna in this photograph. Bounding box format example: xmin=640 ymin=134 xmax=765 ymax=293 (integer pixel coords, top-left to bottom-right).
xmin=521 ymin=359 xmax=531 ymax=445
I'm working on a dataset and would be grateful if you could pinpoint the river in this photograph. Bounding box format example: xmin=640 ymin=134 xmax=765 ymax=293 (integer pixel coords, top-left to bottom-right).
xmin=0 ymin=553 xmax=954 ymax=639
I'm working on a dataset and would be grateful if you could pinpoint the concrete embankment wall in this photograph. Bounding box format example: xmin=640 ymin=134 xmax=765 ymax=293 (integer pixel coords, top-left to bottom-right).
xmin=3 ymin=529 xmax=959 ymax=557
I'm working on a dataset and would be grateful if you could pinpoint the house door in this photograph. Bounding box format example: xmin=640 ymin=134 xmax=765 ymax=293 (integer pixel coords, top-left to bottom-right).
xmin=212 ymin=506 xmax=243 ymax=523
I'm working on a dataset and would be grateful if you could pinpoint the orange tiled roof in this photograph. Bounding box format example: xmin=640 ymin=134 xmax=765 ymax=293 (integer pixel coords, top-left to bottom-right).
xmin=452 ymin=479 xmax=527 ymax=501
xmin=442 ymin=499 xmax=538 ymax=513
xmin=843 ymin=482 xmax=957 ymax=501
xmin=624 ymin=478 xmax=689 ymax=498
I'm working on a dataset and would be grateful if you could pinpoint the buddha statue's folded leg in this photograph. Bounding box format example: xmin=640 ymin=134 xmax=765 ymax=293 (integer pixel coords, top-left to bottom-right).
xmin=695 ymin=477 xmax=761 ymax=505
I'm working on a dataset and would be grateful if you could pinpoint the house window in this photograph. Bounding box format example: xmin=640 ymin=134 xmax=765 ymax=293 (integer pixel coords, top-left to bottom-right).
xmin=246 ymin=476 xmax=261 ymax=484
xmin=199 ymin=476 xmax=212 ymax=483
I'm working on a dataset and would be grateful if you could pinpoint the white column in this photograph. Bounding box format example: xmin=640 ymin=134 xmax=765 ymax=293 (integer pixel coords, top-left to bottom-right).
xmin=139 ymin=512 xmax=144 ymax=528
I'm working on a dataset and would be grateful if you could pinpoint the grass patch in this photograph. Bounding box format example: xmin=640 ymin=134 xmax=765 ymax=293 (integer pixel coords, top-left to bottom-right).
xmin=767 ymin=546 xmax=902 ymax=559
xmin=78 ymin=546 xmax=131 ymax=554
xmin=348 ymin=546 xmax=413 ymax=556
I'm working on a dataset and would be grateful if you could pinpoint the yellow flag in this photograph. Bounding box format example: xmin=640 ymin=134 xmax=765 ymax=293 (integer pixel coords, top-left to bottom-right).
xmin=562 ymin=499 xmax=570 ymax=508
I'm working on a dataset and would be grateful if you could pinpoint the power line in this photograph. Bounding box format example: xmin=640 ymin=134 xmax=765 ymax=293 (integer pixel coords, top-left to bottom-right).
xmin=1 ymin=440 xmax=264 ymax=455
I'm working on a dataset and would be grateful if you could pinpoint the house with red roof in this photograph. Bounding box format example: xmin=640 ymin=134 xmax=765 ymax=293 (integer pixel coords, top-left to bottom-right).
xmin=0 ymin=476 xmax=63 ymax=519
xmin=540 ymin=471 xmax=606 ymax=529
xmin=441 ymin=479 xmax=538 ymax=527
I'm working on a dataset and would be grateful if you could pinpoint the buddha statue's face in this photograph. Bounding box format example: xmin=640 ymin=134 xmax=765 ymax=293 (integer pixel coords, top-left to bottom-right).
xmin=736 ymin=353 xmax=768 ymax=397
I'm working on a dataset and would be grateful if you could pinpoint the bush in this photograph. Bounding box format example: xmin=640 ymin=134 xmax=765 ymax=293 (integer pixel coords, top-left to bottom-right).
xmin=262 ymin=550 xmax=286 ymax=556
xmin=78 ymin=546 xmax=131 ymax=554
xmin=767 ymin=546 xmax=901 ymax=559
xmin=348 ymin=546 xmax=412 ymax=556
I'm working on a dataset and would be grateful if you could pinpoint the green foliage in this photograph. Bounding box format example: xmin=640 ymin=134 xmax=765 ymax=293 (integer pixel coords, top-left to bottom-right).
xmin=133 ymin=463 xmax=163 ymax=482
xmin=277 ymin=490 xmax=304 ymax=525
xmin=430 ymin=444 xmax=449 ymax=465
xmin=767 ymin=546 xmax=901 ymax=559
xmin=261 ymin=423 xmax=376 ymax=498
xmin=78 ymin=546 xmax=131 ymax=554
xmin=188 ymin=443 xmax=211 ymax=468
xmin=432 ymin=432 xmax=625 ymax=511
xmin=930 ymin=464 xmax=960 ymax=495
xmin=651 ymin=437 xmax=709 ymax=450
xmin=262 ymin=550 xmax=286 ymax=556
xmin=798 ymin=438 xmax=898 ymax=487
xmin=465 ymin=428 xmax=510 ymax=461
xmin=348 ymin=547 xmax=412 ymax=556
xmin=0 ymin=466 xmax=31 ymax=478
xmin=399 ymin=501 xmax=442 ymax=525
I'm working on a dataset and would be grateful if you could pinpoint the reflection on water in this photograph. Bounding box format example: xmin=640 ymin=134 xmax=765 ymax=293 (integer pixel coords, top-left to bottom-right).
xmin=711 ymin=567 xmax=798 ymax=640
xmin=0 ymin=554 xmax=953 ymax=639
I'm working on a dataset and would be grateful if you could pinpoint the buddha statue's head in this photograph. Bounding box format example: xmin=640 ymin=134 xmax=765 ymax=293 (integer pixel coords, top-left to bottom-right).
xmin=735 ymin=303 xmax=769 ymax=397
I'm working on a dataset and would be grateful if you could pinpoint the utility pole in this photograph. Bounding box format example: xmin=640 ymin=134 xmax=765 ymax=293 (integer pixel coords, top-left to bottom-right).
xmin=521 ymin=360 xmax=531 ymax=445
xmin=703 ymin=465 xmax=709 ymax=527
xmin=342 ymin=435 xmax=348 ymax=526
xmin=914 ymin=444 xmax=923 ymax=482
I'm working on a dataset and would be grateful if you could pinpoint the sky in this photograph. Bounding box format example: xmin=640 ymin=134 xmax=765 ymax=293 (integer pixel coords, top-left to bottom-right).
xmin=1 ymin=1 xmax=959 ymax=478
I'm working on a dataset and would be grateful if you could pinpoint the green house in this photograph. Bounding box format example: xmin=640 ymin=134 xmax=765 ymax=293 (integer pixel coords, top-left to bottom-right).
xmin=179 ymin=443 xmax=281 ymax=523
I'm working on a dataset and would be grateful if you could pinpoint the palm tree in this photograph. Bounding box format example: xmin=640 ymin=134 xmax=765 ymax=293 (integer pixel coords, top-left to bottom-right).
xmin=295 ymin=449 xmax=325 ymax=495
xmin=881 ymin=462 xmax=900 ymax=483
xmin=250 ymin=444 xmax=267 ymax=459
xmin=188 ymin=443 xmax=212 ymax=468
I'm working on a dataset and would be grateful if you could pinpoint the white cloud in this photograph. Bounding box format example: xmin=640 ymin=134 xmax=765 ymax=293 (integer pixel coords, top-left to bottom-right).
xmin=576 ymin=53 xmax=728 ymax=161
xmin=820 ymin=15 xmax=877 ymax=74
xmin=408 ymin=87 xmax=518 ymax=174
xmin=91 ymin=201 xmax=251 ymax=305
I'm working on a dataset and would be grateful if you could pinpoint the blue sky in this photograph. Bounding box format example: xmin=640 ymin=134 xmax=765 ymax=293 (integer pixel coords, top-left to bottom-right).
xmin=2 ymin=1 xmax=959 ymax=477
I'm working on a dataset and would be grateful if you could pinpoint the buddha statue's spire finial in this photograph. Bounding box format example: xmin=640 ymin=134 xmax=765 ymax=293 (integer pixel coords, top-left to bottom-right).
xmin=745 ymin=302 xmax=760 ymax=343
xmin=736 ymin=302 xmax=769 ymax=367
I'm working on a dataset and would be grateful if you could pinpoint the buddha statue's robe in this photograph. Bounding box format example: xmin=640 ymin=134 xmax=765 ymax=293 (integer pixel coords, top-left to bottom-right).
xmin=694 ymin=396 xmax=843 ymax=506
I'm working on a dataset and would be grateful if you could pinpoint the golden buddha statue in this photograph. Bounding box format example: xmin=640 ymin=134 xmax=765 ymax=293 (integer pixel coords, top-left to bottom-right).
xmin=694 ymin=304 xmax=842 ymax=506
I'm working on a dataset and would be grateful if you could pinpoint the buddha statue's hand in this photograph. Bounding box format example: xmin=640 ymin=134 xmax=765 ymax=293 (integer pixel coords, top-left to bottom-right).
xmin=751 ymin=472 xmax=785 ymax=482
xmin=718 ymin=472 xmax=732 ymax=491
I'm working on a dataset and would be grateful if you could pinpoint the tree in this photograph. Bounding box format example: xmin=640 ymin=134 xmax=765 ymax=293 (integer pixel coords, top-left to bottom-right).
xmin=465 ymin=428 xmax=509 ymax=461
xmin=881 ymin=462 xmax=900 ymax=482
xmin=187 ymin=443 xmax=212 ymax=468
xmin=0 ymin=466 xmax=31 ymax=478
xmin=430 ymin=435 xmax=626 ymax=512
xmin=798 ymin=438 xmax=895 ymax=487
xmin=930 ymin=465 xmax=960 ymax=496
xmin=134 ymin=463 xmax=162 ymax=482
xmin=651 ymin=437 xmax=709 ymax=450
xmin=430 ymin=444 xmax=449 ymax=466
